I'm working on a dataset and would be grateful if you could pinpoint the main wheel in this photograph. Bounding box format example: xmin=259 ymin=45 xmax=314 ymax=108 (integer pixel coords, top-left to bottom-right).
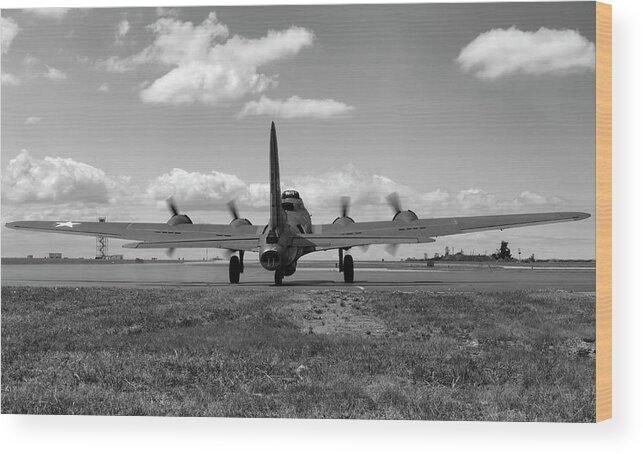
xmin=274 ymin=270 xmax=284 ymax=286
xmin=229 ymin=256 xmax=241 ymax=284
xmin=343 ymin=254 xmax=354 ymax=283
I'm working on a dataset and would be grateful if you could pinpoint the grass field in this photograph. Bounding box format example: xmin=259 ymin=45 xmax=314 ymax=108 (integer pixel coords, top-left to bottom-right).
xmin=1 ymin=286 xmax=595 ymax=421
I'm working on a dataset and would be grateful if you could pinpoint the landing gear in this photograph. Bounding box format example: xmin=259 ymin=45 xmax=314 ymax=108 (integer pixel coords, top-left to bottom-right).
xmin=274 ymin=270 xmax=284 ymax=286
xmin=338 ymin=249 xmax=354 ymax=283
xmin=343 ymin=254 xmax=354 ymax=283
xmin=228 ymin=251 xmax=245 ymax=284
xmin=229 ymin=255 xmax=241 ymax=284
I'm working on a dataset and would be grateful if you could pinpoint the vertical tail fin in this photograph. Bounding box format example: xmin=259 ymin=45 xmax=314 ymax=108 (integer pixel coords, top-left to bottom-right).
xmin=269 ymin=122 xmax=286 ymax=232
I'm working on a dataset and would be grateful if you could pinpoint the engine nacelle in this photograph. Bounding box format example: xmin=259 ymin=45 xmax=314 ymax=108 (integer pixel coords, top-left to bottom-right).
xmin=392 ymin=210 xmax=418 ymax=223
xmin=167 ymin=214 xmax=193 ymax=225
xmin=230 ymin=218 xmax=252 ymax=229
xmin=332 ymin=216 xmax=355 ymax=226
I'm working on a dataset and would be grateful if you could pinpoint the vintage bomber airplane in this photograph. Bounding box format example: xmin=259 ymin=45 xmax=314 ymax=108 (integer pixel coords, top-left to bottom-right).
xmin=6 ymin=122 xmax=590 ymax=285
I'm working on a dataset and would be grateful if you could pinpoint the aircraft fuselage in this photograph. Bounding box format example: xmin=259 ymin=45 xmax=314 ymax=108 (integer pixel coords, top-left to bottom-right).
xmin=258 ymin=192 xmax=313 ymax=276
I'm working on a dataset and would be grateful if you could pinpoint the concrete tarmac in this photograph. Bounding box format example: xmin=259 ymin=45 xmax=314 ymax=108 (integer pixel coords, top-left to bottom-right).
xmin=1 ymin=262 xmax=595 ymax=292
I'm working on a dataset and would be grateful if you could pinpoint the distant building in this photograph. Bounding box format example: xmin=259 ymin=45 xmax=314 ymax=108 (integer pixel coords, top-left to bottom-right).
xmin=107 ymin=254 xmax=124 ymax=260
xmin=48 ymin=253 xmax=63 ymax=259
xmin=27 ymin=255 xmax=33 ymax=259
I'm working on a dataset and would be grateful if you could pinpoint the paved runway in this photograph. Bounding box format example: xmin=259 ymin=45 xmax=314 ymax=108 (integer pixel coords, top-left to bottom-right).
xmin=1 ymin=262 xmax=595 ymax=292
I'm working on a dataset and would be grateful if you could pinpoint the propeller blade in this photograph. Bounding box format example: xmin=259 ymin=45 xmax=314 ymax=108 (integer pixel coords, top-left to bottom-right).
xmin=385 ymin=244 xmax=399 ymax=256
xmin=166 ymin=247 xmax=175 ymax=257
xmin=166 ymin=196 xmax=179 ymax=216
xmin=386 ymin=192 xmax=402 ymax=213
xmin=227 ymin=200 xmax=240 ymax=220
xmin=340 ymin=196 xmax=351 ymax=218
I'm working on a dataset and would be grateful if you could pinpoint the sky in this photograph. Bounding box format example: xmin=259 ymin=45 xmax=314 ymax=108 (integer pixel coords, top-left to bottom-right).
xmin=1 ymin=3 xmax=596 ymax=260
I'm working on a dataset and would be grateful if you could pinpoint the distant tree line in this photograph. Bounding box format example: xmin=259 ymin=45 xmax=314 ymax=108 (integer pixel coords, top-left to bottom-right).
xmin=407 ymin=241 xmax=538 ymax=263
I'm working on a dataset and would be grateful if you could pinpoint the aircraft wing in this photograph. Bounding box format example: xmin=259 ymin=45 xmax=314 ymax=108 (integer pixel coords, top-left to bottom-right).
xmin=121 ymin=236 xmax=260 ymax=251
xmin=292 ymin=235 xmax=434 ymax=251
xmin=305 ymin=212 xmax=590 ymax=250
xmin=5 ymin=220 xmax=262 ymax=251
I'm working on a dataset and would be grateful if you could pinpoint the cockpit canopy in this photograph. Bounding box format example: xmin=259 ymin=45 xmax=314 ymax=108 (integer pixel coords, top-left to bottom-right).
xmin=281 ymin=190 xmax=300 ymax=200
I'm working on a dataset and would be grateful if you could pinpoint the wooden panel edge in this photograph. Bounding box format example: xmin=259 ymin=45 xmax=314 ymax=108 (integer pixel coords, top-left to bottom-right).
xmin=595 ymin=1 xmax=612 ymax=423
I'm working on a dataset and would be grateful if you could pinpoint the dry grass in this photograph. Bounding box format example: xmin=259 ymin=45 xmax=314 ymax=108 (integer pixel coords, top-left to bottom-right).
xmin=1 ymin=286 xmax=595 ymax=421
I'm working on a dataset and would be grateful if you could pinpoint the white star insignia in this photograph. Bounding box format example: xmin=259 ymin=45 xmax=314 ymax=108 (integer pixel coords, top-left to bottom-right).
xmin=55 ymin=221 xmax=81 ymax=228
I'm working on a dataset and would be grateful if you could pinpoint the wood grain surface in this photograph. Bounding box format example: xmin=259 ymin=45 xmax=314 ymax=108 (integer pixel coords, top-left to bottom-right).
xmin=596 ymin=1 xmax=612 ymax=423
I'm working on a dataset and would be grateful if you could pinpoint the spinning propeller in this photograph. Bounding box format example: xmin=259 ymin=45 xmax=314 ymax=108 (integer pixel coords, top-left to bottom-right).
xmin=225 ymin=200 xmax=252 ymax=260
xmin=386 ymin=192 xmax=403 ymax=215
xmin=340 ymin=196 xmax=350 ymax=219
xmin=385 ymin=192 xmax=418 ymax=255
xmin=167 ymin=197 xmax=179 ymax=217
xmin=166 ymin=197 xmax=193 ymax=225
xmin=165 ymin=197 xmax=193 ymax=257
xmin=226 ymin=200 xmax=252 ymax=228
xmin=333 ymin=196 xmax=369 ymax=252
xmin=333 ymin=196 xmax=355 ymax=226
xmin=227 ymin=200 xmax=240 ymax=221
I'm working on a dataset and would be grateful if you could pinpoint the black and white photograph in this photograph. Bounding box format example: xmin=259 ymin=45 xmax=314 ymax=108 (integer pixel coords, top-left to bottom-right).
xmin=2 ymin=2 xmax=598 ymax=421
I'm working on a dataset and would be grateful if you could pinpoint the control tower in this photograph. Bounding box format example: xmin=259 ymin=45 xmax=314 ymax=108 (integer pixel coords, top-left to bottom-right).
xmin=96 ymin=216 xmax=108 ymax=259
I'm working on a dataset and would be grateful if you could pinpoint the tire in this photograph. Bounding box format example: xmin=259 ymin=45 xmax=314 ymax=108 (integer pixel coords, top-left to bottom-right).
xmin=343 ymin=254 xmax=354 ymax=283
xmin=229 ymin=256 xmax=241 ymax=284
xmin=274 ymin=270 xmax=284 ymax=286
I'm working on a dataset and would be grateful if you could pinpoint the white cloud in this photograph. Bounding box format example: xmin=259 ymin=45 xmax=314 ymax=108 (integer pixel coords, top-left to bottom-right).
xmin=98 ymin=11 xmax=314 ymax=106
xmin=516 ymin=191 xmax=548 ymax=205
xmin=512 ymin=191 xmax=564 ymax=209
xmin=25 ymin=116 xmax=42 ymax=125
xmin=95 ymin=55 xmax=133 ymax=73
xmin=13 ymin=56 xmax=70 ymax=82
xmin=22 ymin=8 xmax=70 ymax=20
xmin=418 ymin=189 xmax=451 ymax=208
xmin=114 ymin=19 xmax=130 ymax=44
xmin=287 ymin=165 xmax=407 ymax=210
xmin=134 ymin=80 xmax=150 ymax=91
xmin=144 ymin=162 xmax=566 ymax=217
xmin=117 ymin=19 xmax=130 ymax=37
xmin=147 ymin=165 xmax=408 ymax=212
xmin=1 ymin=72 xmax=21 ymax=85
xmin=455 ymin=188 xmax=498 ymax=211
xmin=44 ymin=65 xmax=67 ymax=80
xmin=457 ymin=26 xmax=595 ymax=80
xmin=237 ymin=95 xmax=355 ymax=119
xmin=98 ymin=83 xmax=110 ymax=92
xmin=156 ymin=7 xmax=179 ymax=18
xmin=1 ymin=16 xmax=19 ymax=54
xmin=2 ymin=149 xmax=565 ymax=219
xmin=146 ymin=168 xmax=252 ymax=210
xmin=2 ymin=150 xmax=132 ymax=205
xmin=452 ymin=188 xmax=566 ymax=214
xmin=22 ymin=54 xmax=40 ymax=66
xmin=244 ymin=183 xmax=270 ymax=208
xmin=1 ymin=148 xmax=567 ymax=227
